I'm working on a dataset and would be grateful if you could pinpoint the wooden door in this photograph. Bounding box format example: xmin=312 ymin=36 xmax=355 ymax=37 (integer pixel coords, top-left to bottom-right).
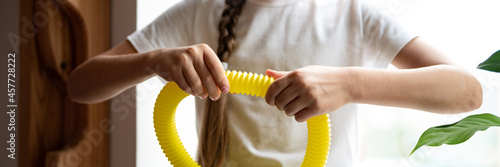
xmin=19 ymin=0 xmax=111 ymax=166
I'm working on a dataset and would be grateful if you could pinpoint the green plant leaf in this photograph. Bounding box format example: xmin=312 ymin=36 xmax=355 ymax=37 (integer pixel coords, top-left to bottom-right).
xmin=477 ymin=50 xmax=500 ymax=72
xmin=410 ymin=113 xmax=500 ymax=155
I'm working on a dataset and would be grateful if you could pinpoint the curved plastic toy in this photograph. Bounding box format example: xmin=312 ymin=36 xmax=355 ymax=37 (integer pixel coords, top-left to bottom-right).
xmin=153 ymin=70 xmax=331 ymax=167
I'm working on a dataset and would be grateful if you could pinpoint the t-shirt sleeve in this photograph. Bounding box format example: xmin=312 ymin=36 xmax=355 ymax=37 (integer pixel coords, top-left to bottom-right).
xmin=360 ymin=1 xmax=416 ymax=68
xmin=127 ymin=0 xmax=197 ymax=53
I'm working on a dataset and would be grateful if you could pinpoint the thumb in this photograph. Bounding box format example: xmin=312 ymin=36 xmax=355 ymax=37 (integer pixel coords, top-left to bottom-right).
xmin=266 ymin=69 xmax=288 ymax=80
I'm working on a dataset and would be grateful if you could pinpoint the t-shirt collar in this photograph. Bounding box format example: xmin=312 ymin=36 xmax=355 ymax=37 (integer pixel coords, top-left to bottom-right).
xmin=247 ymin=0 xmax=303 ymax=6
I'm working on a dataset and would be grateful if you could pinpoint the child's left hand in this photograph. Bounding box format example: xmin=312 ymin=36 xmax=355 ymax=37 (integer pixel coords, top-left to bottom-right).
xmin=265 ymin=66 xmax=354 ymax=122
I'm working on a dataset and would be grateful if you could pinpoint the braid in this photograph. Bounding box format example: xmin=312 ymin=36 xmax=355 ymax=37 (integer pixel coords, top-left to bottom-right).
xmin=217 ymin=0 xmax=246 ymax=62
xmin=198 ymin=0 xmax=246 ymax=166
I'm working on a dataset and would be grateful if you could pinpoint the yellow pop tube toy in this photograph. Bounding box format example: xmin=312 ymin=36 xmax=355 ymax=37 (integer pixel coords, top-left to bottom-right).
xmin=153 ymin=70 xmax=331 ymax=167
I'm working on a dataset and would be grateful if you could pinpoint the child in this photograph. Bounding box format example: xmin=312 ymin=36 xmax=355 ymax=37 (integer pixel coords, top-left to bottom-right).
xmin=68 ymin=0 xmax=482 ymax=166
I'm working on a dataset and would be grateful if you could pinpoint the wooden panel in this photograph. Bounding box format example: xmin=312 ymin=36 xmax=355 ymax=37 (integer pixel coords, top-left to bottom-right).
xmin=68 ymin=0 xmax=110 ymax=62
xmin=19 ymin=0 xmax=111 ymax=166
xmin=19 ymin=1 xmax=65 ymax=166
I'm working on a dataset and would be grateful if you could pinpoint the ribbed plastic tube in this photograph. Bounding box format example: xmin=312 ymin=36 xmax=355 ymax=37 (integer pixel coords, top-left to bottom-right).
xmin=153 ymin=70 xmax=331 ymax=167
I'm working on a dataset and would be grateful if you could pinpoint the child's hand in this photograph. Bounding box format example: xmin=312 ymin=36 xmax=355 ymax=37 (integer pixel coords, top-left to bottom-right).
xmin=149 ymin=43 xmax=230 ymax=100
xmin=265 ymin=66 xmax=354 ymax=122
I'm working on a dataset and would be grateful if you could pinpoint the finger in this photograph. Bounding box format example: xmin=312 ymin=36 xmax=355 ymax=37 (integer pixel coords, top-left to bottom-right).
xmin=283 ymin=96 xmax=310 ymax=117
xmin=194 ymin=56 xmax=220 ymax=101
xmin=265 ymin=76 xmax=292 ymax=106
xmin=169 ymin=70 xmax=194 ymax=95
xmin=266 ymin=69 xmax=288 ymax=80
xmin=202 ymin=45 xmax=230 ymax=94
xmin=294 ymin=108 xmax=319 ymax=123
xmin=182 ymin=64 xmax=207 ymax=99
xmin=275 ymin=85 xmax=300 ymax=111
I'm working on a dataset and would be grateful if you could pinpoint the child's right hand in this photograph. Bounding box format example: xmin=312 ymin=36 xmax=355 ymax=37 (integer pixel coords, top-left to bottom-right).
xmin=148 ymin=43 xmax=230 ymax=101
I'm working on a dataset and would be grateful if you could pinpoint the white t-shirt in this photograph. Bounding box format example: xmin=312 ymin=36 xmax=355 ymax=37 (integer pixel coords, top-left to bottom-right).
xmin=128 ymin=0 xmax=415 ymax=166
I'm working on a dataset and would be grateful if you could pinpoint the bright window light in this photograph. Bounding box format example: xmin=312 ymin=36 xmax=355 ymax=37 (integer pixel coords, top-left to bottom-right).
xmin=136 ymin=1 xmax=189 ymax=167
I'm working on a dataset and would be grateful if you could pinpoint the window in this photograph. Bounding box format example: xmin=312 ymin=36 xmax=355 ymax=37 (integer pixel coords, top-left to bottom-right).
xmin=136 ymin=0 xmax=500 ymax=166
xmin=359 ymin=1 xmax=500 ymax=166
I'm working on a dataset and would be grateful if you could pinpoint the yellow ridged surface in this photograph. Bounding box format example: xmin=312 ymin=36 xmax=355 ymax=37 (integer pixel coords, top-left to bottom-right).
xmin=153 ymin=70 xmax=331 ymax=167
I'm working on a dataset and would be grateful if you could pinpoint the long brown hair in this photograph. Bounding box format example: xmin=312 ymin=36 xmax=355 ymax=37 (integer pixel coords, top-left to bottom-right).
xmin=197 ymin=0 xmax=246 ymax=166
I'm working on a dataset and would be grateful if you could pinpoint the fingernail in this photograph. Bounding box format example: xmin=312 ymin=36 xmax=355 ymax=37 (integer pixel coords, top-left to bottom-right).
xmin=221 ymin=87 xmax=230 ymax=94
xmin=210 ymin=96 xmax=219 ymax=101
